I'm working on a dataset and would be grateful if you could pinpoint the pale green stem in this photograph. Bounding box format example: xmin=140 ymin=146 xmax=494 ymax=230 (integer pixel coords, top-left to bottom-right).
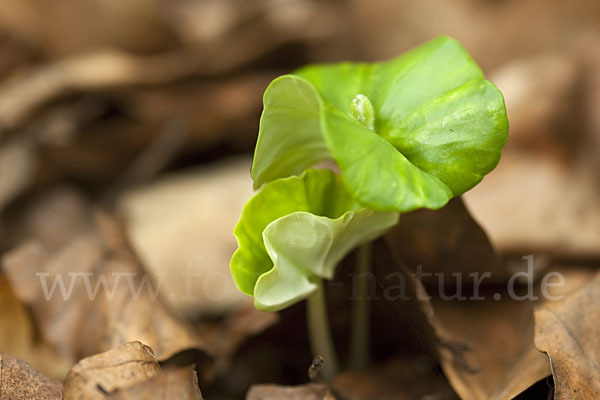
xmin=307 ymin=279 xmax=339 ymax=381
xmin=349 ymin=242 xmax=371 ymax=370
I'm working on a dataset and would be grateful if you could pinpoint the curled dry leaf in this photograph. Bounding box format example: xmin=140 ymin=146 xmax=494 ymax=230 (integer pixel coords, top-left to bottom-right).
xmin=109 ymin=365 xmax=203 ymax=400
xmin=381 ymin=204 xmax=551 ymax=399
xmin=430 ymin=293 xmax=550 ymax=400
xmin=0 ymin=351 xmax=63 ymax=400
xmin=1 ymin=189 xmax=204 ymax=366
xmin=534 ymin=271 xmax=600 ymax=399
xmin=246 ymin=383 xmax=335 ymax=400
xmin=63 ymin=341 xmax=160 ymax=399
xmin=375 ymin=255 xmax=550 ymax=400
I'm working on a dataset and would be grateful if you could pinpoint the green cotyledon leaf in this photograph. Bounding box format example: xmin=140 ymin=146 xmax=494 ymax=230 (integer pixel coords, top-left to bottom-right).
xmin=250 ymin=36 xmax=508 ymax=212
xmin=230 ymin=169 xmax=398 ymax=311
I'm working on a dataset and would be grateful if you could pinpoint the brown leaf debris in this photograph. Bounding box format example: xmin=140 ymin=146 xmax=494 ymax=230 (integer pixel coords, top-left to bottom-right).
xmin=0 ymin=352 xmax=63 ymax=400
xmin=535 ymin=271 xmax=600 ymax=399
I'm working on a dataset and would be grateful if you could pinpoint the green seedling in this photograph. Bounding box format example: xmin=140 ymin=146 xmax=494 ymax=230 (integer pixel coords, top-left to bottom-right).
xmin=252 ymin=36 xmax=507 ymax=211
xmin=231 ymin=36 xmax=508 ymax=380
xmin=231 ymin=169 xmax=398 ymax=376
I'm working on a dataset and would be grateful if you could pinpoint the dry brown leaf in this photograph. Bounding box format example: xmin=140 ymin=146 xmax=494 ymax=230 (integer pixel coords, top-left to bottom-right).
xmin=538 ymin=266 xmax=597 ymax=301
xmin=464 ymin=152 xmax=600 ymax=257
xmin=1 ymin=189 xmax=204 ymax=365
xmin=534 ymin=271 xmax=600 ymax=399
xmin=118 ymin=157 xmax=253 ymax=315
xmin=381 ymin=206 xmax=551 ymax=399
xmin=246 ymin=383 xmax=335 ymax=400
xmin=385 ymin=197 xmax=509 ymax=283
xmin=2 ymin=238 xmax=103 ymax=363
xmin=109 ymin=365 xmax=203 ymax=400
xmin=372 ymin=254 xmax=550 ymax=400
xmin=63 ymin=341 xmax=160 ymax=399
xmin=0 ymin=275 xmax=70 ymax=379
xmin=0 ymin=351 xmax=63 ymax=400
xmin=431 ymin=294 xmax=550 ymax=400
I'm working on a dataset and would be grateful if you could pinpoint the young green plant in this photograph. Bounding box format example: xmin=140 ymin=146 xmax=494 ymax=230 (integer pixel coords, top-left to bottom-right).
xmin=231 ymin=169 xmax=399 ymax=379
xmin=231 ymin=36 xmax=508 ymax=379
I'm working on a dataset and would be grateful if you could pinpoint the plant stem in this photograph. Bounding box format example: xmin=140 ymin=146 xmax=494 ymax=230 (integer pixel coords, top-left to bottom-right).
xmin=349 ymin=242 xmax=371 ymax=370
xmin=307 ymin=279 xmax=339 ymax=381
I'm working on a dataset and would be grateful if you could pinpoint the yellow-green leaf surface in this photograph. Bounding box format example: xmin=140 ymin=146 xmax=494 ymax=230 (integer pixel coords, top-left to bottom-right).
xmin=251 ymin=36 xmax=508 ymax=212
xmin=231 ymin=169 xmax=398 ymax=311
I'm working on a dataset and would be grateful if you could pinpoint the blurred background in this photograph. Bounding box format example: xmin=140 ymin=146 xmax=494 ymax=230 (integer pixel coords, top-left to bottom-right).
xmin=2 ymin=0 xmax=600 ymax=307
xmin=0 ymin=0 xmax=599 ymax=398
